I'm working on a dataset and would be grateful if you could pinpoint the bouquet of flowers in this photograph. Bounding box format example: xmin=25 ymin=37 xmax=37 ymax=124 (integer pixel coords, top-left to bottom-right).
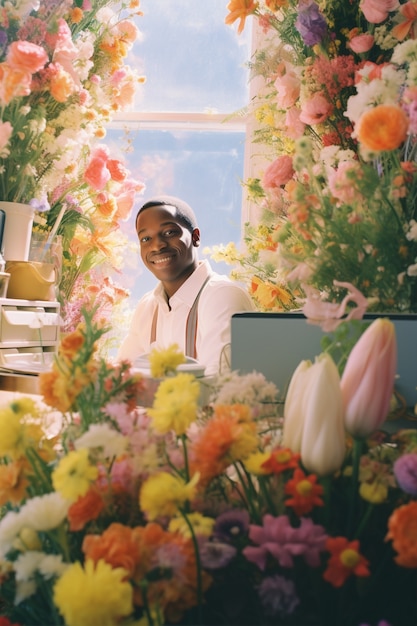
xmin=0 ymin=310 xmax=416 ymax=626
xmin=222 ymin=0 xmax=417 ymax=314
xmin=0 ymin=0 xmax=145 ymax=310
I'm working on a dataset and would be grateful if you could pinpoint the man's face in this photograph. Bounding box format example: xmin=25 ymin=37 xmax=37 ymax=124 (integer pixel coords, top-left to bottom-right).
xmin=136 ymin=204 xmax=200 ymax=295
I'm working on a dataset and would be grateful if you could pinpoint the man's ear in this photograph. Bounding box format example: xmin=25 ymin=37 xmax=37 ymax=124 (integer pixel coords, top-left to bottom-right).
xmin=192 ymin=228 xmax=201 ymax=247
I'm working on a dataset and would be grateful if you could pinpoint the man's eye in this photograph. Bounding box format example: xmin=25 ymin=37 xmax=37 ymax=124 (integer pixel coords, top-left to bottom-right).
xmin=139 ymin=236 xmax=150 ymax=243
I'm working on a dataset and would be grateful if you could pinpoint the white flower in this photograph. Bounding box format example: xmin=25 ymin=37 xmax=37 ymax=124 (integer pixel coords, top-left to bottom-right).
xmin=406 ymin=219 xmax=417 ymax=241
xmin=38 ymin=554 xmax=68 ymax=580
xmin=15 ymin=580 xmax=36 ymax=605
xmin=14 ymin=551 xmax=44 ymax=582
xmin=74 ymin=423 xmax=128 ymax=457
xmin=0 ymin=511 xmax=26 ymax=558
xmin=407 ymin=263 xmax=417 ymax=276
xmin=19 ymin=493 xmax=70 ymax=532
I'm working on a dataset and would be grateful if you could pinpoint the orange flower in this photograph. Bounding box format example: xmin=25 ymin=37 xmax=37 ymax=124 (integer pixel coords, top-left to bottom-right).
xmin=49 ymin=67 xmax=75 ymax=103
xmin=225 ymin=0 xmax=259 ymax=34
xmin=0 ymin=460 xmax=29 ymax=506
xmin=323 ymin=537 xmax=370 ymax=587
xmin=190 ymin=404 xmax=257 ymax=486
xmin=83 ymin=522 xmax=143 ymax=578
xmin=284 ymin=467 xmax=324 ymax=515
xmin=261 ymin=447 xmax=301 ymax=474
xmin=39 ymin=370 xmax=76 ymax=412
xmin=60 ymin=329 xmax=86 ymax=359
xmin=386 ymin=501 xmax=417 ymax=568
xmin=68 ymin=488 xmax=105 ymax=531
xmin=356 ymin=104 xmax=409 ymax=152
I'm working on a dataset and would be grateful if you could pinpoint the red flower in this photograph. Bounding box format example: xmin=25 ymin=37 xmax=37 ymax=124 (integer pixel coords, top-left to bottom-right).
xmin=261 ymin=447 xmax=300 ymax=474
xmin=323 ymin=537 xmax=370 ymax=587
xmin=284 ymin=468 xmax=324 ymax=515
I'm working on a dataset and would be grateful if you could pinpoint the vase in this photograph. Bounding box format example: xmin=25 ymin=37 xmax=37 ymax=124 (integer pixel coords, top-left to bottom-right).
xmin=0 ymin=201 xmax=35 ymax=262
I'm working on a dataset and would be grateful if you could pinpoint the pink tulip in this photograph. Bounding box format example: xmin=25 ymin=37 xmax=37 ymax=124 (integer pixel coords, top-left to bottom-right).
xmin=341 ymin=318 xmax=397 ymax=438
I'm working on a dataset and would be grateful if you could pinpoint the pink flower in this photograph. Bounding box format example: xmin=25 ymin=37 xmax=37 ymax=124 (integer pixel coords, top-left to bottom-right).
xmin=243 ymin=514 xmax=327 ymax=570
xmin=393 ymin=453 xmax=417 ymax=496
xmin=6 ymin=40 xmax=48 ymax=73
xmin=275 ymin=72 xmax=300 ymax=109
xmin=327 ymin=161 xmax=364 ymax=205
xmin=360 ymin=0 xmax=399 ymax=24
xmin=285 ymin=108 xmax=306 ymax=139
xmin=303 ymin=281 xmax=368 ymax=332
xmin=0 ymin=121 xmax=12 ymax=152
xmin=348 ymin=33 xmax=375 ymax=53
xmin=299 ymin=93 xmax=333 ymax=125
xmin=341 ymin=318 xmax=397 ymax=438
xmin=262 ymin=155 xmax=294 ymax=189
xmin=84 ymin=155 xmax=111 ymax=190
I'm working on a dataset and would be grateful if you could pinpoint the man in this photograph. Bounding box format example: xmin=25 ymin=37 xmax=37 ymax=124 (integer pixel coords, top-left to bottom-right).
xmin=118 ymin=195 xmax=255 ymax=376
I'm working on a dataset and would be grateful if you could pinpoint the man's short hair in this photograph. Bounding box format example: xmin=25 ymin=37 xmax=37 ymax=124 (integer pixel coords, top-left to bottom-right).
xmin=136 ymin=195 xmax=198 ymax=233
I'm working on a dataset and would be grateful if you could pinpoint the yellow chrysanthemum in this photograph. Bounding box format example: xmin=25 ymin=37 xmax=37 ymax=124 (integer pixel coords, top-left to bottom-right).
xmin=168 ymin=512 xmax=215 ymax=538
xmin=52 ymin=448 xmax=98 ymax=501
xmin=53 ymin=559 xmax=133 ymax=626
xmin=140 ymin=471 xmax=199 ymax=520
xmin=0 ymin=408 xmax=43 ymax=459
xmin=148 ymin=373 xmax=200 ymax=435
xmin=149 ymin=344 xmax=186 ymax=378
xmin=244 ymin=451 xmax=272 ymax=475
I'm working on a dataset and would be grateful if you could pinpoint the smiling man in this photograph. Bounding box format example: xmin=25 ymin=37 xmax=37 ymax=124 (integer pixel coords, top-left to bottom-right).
xmin=117 ymin=195 xmax=254 ymax=376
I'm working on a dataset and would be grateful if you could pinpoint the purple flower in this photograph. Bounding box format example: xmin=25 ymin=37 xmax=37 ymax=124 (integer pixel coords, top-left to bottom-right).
xmin=257 ymin=575 xmax=300 ymax=617
xmin=295 ymin=0 xmax=327 ymax=47
xmin=29 ymin=195 xmax=50 ymax=212
xmin=359 ymin=622 xmax=392 ymax=626
xmin=213 ymin=509 xmax=250 ymax=543
xmin=199 ymin=539 xmax=237 ymax=569
xmin=242 ymin=514 xmax=327 ymax=570
xmin=393 ymin=453 xmax=417 ymax=496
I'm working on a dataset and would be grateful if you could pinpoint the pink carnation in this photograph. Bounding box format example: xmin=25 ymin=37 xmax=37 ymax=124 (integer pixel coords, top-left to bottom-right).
xmin=6 ymin=40 xmax=48 ymax=73
xmin=262 ymin=155 xmax=295 ymax=189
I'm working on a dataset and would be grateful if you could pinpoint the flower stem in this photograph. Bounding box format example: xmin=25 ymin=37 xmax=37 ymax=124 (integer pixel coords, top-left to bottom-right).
xmin=347 ymin=437 xmax=364 ymax=537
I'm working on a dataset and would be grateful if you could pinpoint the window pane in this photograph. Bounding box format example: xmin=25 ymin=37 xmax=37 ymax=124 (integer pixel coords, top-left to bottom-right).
xmin=132 ymin=0 xmax=251 ymax=113
xmin=107 ymin=127 xmax=245 ymax=304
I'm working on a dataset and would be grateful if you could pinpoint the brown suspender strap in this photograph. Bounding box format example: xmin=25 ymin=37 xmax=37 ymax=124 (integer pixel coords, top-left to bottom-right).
xmin=150 ymin=276 xmax=210 ymax=359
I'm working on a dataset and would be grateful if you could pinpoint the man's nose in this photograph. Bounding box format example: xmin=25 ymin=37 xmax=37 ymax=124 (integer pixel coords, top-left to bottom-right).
xmin=152 ymin=235 xmax=168 ymax=251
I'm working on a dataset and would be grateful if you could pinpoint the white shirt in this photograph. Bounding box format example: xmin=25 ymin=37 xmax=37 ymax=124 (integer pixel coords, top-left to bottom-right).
xmin=118 ymin=260 xmax=255 ymax=376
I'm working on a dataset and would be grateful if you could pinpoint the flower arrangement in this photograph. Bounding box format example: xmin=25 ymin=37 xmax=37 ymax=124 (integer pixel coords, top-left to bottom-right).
xmin=0 ymin=310 xmax=416 ymax=625
xmin=221 ymin=0 xmax=417 ymax=314
xmin=0 ymin=0 xmax=145 ymax=311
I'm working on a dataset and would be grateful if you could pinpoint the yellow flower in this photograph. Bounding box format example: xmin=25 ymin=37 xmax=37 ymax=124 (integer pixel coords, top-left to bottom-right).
xmin=149 ymin=344 xmax=186 ymax=378
xmin=0 ymin=407 xmax=43 ymax=459
xmin=244 ymin=451 xmax=272 ymax=475
xmin=52 ymin=448 xmax=98 ymax=501
xmin=168 ymin=512 xmax=215 ymax=538
xmin=139 ymin=471 xmax=199 ymax=520
xmin=148 ymin=373 xmax=200 ymax=435
xmin=10 ymin=398 xmax=38 ymax=418
xmin=53 ymin=559 xmax=133 ymax=626
xmin=359 ymin=481 xmax=388 ymax=504
xmin=12 ymin=528 xmax=42 ymax=552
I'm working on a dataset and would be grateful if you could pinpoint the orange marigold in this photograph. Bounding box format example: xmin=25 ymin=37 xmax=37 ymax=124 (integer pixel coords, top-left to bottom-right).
xmin=386 ymin=501 xmax=417 ymax=568
xmin=356 ymin=104 xmax=409 ymax=152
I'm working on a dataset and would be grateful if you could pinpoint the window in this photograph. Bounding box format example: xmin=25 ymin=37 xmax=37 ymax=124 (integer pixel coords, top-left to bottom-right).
xmin=106 ymin=0 xmax=252 ymax=306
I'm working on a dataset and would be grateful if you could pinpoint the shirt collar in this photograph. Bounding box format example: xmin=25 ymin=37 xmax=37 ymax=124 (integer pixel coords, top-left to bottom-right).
xmin=154 ymin=259 xmax=212 ymax=308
